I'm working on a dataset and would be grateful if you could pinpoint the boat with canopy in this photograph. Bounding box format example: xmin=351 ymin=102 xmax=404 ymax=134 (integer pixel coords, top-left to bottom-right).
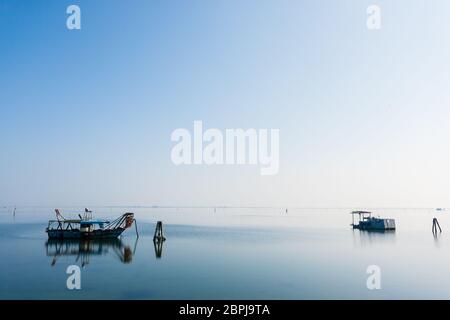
xmin=46 ymin=208 xmax=137 ymax=239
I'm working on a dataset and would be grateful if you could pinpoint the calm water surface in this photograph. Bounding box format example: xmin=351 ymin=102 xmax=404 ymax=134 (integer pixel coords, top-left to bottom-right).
xmin=0 ymin=207 xmax=448 ymax=299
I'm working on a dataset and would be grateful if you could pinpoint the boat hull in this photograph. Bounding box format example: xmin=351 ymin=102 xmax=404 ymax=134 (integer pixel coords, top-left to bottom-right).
xmin=47 ymin=228 xmax=125 ymax=239
xmin=353 ymin=218 xmax=396 ymax=231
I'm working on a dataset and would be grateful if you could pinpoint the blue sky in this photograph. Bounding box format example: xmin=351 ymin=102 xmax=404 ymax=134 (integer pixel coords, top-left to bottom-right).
xmin=1 ymin=0 xmax=450 ymax=207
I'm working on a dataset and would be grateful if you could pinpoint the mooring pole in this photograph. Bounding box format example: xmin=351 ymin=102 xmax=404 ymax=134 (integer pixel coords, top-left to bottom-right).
xmin=153 ymin=221 xmax=166 ymax=242
xmin=134 ymin=219 xmax=139 ymax=238
xmin=432 ymin=218 xmax=442 ymax=235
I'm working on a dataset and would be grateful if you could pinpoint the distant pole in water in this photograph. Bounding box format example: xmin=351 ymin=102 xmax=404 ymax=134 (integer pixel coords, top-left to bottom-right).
xmin=13 ymin=206 xmax=16 ymax=218
xmin=286 ymin=208 xmax=288 ymax=214
xmin=432 ymin=218 xmax=442 ymax=235
xmin=153 ymin=221 xmax=166 ymax=243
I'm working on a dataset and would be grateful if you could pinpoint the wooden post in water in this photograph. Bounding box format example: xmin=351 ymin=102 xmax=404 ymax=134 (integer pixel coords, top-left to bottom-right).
xmin=153 ymin=221 xmax=166 ymax=243
xmin=432 ymin=218 xmax=442 ymax=235
xmin=134 ymin=219 xmax=139 ymax=238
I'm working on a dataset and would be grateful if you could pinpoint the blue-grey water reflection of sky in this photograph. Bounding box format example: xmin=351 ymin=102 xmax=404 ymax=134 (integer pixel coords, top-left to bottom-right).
xmin=0 ymin=207 xmax=449 ymax=299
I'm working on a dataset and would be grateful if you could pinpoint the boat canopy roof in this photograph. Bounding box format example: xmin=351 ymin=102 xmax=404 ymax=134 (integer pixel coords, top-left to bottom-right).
xmin=350 ymin=211 xmax=372 ymax=215
xmin=49 ymin=219 xmax=81 ymax=224
xmin=80 ymin=219 xmax=110 ymax=225
xmin=48 ymin=219 xmax=110 ymax=225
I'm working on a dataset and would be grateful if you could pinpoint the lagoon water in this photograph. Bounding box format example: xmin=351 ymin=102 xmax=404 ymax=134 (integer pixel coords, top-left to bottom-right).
xmin=0 ymin=207 xmax=449 ymax=299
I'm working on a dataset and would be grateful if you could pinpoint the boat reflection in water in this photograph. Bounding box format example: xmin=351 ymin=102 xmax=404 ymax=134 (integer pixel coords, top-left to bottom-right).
xmin=351 ymin=229 xmax=396 ymax=247
xmin=45 ymin=238 xmax=138 ymax=267
xmin=154 ymin=239 xmax=164 ymax=259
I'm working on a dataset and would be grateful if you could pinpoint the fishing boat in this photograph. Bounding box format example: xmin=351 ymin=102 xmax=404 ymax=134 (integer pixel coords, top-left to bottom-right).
xmin=46 ymin=208 xmax=137 ymax=239
xmin=350 ymin=211 xmax=396 ymax=231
